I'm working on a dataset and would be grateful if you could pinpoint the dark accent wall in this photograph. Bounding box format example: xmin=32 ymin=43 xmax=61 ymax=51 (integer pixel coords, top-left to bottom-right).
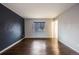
xmin=0 ymin=4 xmax=24 ymax=51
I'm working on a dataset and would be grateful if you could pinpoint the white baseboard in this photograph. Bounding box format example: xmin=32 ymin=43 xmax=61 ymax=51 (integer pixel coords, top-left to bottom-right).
xmin=0 ymin=38 xmax=24 ymax=54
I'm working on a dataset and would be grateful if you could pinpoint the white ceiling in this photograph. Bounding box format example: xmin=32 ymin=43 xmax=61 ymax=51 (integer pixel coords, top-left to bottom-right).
xmin=2 ymin=3 xmax=76 ymax=18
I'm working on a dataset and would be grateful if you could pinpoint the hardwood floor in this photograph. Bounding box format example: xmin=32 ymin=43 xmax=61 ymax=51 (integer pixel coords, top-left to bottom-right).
xmin=1 ymin=38 xmax=79 ymax=55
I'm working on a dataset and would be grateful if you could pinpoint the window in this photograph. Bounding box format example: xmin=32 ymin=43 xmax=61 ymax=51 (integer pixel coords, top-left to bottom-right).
xmin=34 ymin=22 xmax=45 ymax=32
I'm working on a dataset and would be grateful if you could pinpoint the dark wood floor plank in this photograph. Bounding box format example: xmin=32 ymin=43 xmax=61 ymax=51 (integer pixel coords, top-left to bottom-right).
xmin=1 ymin=38 xmax=79 ymax=55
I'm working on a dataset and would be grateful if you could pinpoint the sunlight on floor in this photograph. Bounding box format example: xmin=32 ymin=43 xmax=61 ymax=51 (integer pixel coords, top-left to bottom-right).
xmin=31 ymin=40 xmax=47 ymax=55
xmin=51 ymin=38 xmax=60 ymax=55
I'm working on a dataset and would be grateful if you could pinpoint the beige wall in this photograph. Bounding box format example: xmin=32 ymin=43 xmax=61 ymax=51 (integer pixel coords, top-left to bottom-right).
xmin=25 ymin=18 xmax=55 ymax=38
xmin=58 ymin=4 xmax=79 ymax=52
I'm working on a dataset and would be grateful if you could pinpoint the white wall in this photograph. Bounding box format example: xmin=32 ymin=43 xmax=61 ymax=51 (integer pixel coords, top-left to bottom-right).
xmin=54 ymin=20 xmax=58 ymax=39
xmin=25 ymin=18 xmax=54 ymax=38
xmin=58 ymin=4 xmax=79 ymax=52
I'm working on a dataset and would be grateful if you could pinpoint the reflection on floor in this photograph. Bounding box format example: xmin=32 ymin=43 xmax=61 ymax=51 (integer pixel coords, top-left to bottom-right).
xmin=1 ymin=38 xmax=79 ymax=55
